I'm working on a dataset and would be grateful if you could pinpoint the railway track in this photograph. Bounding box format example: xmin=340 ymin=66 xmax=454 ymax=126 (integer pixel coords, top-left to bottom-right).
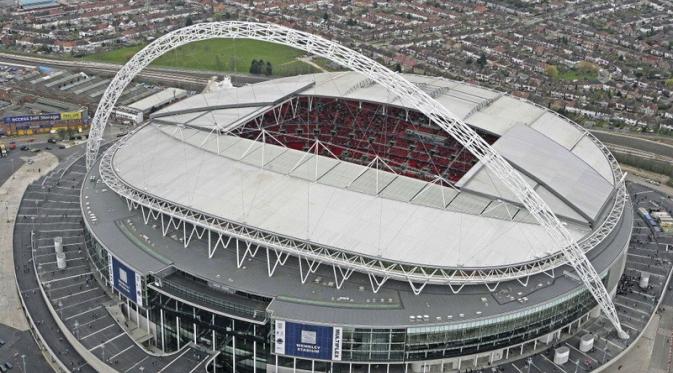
xmin=0 ymin=52 xmax=266 ymax=87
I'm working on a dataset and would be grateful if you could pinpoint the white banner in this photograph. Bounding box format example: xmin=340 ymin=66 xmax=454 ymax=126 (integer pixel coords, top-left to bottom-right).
xmin=275 ymin=320 xmax=286 ymax=355
xmin=135 ymin=272 xmax=143 ymax=307
xmin=107 ymin=252 xmax=114 ymax=285
xmin=332 ymin=327 xmax=342 ymax=361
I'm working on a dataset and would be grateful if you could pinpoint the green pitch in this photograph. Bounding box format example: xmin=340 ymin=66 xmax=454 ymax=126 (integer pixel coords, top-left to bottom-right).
xmin=83 ymin=39 xmax=320 ymax=76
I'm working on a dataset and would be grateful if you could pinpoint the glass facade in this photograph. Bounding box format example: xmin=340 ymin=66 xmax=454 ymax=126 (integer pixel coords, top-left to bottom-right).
xmin=83 ymin=222 xmax=621 ymax=371
xmin=403 ymin=288 xmax=596 ymax=361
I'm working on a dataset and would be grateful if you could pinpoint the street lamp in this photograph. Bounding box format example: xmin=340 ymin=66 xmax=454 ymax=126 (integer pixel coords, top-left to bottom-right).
xmin=74 ymin=319 xmax=80 ymax=340
xmin=21 ymin=354 xmax=25 ymax=373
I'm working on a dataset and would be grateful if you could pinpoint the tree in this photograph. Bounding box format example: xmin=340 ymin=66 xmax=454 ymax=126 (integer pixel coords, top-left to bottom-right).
xmin=265 ymin=62 xmax=272 ymax=76
xmin=666 ymin=78 xmax=673 ymax=89
xmin=544 ymin=64 xmax=559 ymax=79
xmin=576 ymin=61 xmax=598 ymax=75
xmin=185 ymin=16 xmax=193 ymax=27
xmin=393 ymin=62 xmax=402 ymax=73
xmin=249 ymin=59 xmax=258 ymax=74
xmin=477 ymin=53 xmax=487 ymax=68
xmin=322 ymin=12 xmax=329 ymax=22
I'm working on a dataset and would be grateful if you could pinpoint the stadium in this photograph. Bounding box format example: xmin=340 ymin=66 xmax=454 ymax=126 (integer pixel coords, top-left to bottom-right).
xmin=80 ymin=23 xmax=632 ymax=372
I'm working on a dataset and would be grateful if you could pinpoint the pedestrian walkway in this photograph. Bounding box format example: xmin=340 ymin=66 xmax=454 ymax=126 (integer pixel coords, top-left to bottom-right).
xmin=0 ymin=152 xmax=58 ymax=330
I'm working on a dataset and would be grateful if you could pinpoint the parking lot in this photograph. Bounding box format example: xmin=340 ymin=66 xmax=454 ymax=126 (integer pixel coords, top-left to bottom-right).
xmin=13 ymin=150 xmax=213 ymax=372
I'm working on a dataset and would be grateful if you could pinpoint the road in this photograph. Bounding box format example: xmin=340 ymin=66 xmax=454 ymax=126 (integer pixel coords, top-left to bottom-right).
xmin=0 ymin=52 xmax=269 ymax=87
xmin=592 ymin=130 xmax=673 ymax=161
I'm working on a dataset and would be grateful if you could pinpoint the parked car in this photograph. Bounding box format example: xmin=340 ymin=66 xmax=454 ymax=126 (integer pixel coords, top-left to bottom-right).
xmin=20 ymin=145 xmax=29 ymax=151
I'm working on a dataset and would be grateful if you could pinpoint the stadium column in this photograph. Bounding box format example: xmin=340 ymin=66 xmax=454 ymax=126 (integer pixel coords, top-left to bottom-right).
xmin=193 ymin=308 xmax=197 ymax=344
xmin=253 ymin=324 xmax=257 ymax=373
xmin=160 ymin=308 xmax=165 ymax=352
xmin=232 ymin=319 xmax=236 ymax=373
xmin=211 ymin=314 xmax=216 ymax=352
xmin=175 ymin=300 xmax=181 ymax=350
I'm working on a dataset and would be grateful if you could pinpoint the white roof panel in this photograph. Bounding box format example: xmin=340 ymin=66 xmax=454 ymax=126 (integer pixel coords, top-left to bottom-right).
xmin=572 ymin=135 xmax=614 ymax=185
xmin=465 ymin=96 xmax=545 ymax=135
xmin=530 ymin=112 xmax=585 ymax=149
xmin=114 ymin=125 xmax=589 ymax=268
xmin=493 ymin=124 xmax=613 ymax=222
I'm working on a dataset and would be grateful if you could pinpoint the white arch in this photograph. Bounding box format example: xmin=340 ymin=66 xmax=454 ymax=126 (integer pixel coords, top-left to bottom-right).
xmin=85 ymin=21 xmax=627 ymax=338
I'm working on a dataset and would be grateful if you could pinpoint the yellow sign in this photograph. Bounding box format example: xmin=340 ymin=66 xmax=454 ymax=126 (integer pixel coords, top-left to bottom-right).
xmin=60 ymin=111 xmax=82 ymax=121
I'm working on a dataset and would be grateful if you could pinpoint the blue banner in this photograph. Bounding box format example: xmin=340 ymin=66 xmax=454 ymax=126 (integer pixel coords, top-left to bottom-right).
xmin=3 ymin=113 xmax=61 ymax=124
xmin=283 ymin=321 xmax=334 ymax=360
xmin=111 ymin=256 xmax=138 ymax=303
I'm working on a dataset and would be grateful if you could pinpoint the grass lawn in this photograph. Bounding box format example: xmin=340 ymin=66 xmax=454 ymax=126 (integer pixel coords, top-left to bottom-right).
xmin=558 ymin=68 xmax=598 ymax=81
xmin=83 ymin=39 xmax=319 ymax=76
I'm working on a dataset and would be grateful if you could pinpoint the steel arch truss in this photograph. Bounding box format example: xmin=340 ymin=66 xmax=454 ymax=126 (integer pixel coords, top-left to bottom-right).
xmin=87 ymin=21 xmax=628 ymax=338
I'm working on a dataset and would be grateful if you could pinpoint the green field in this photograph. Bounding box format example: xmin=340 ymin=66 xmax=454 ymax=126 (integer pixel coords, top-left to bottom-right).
xmin=83 ymin=39 xmax=320 ymax=76
xmin=558 ymin=68 xmax=598 ymax=82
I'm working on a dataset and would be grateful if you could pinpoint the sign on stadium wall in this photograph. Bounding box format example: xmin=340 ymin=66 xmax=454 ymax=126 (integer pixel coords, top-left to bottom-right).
xmin=3 ymin=111 xmax=83 ymax=124
xmin=274 ymin=320 xmax=343 ymax=361
xmin=108 ymin=254 xmax=143 ymax=307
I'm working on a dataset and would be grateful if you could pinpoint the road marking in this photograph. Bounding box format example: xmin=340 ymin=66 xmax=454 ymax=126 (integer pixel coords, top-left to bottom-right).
xmin=188 ymin=353 xmax=212 ymax=373
xmin=65 ymin=305 xmax=103 ymax=321
xmin=158 ymin=348 xmax=191 ymax=373
xmin=89 ymin=331 xmax=126 ymax=350
xmin=40 ymin=271 xmax=92 ymax=285
xmin=124 ymin=356 xmax=149 ymax=373
xmin=57 ymin=295 xmax=108 ymax=312
xmin=565 ymin=342 xmax=598 ymax=364
xmin=540 ymin=353 xmax=567 ymax=372
xmin=107 ymin=344 xmax=135 ymax=361
xmin=51 ymin=287 xmax=99 ymax=302
xmin=40 ymin=257 xmax=86 ymax=266
xmin=80 ymin=323 xmax=115 ymax=340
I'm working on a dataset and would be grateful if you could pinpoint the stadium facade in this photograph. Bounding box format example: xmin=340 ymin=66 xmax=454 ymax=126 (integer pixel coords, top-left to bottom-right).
xmin=80 ymin=22 xmax=632 ymax=373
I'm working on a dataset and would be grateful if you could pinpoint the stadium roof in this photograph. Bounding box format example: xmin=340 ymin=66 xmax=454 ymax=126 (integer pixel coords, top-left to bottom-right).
xmin=113 ymin=71 xmax=618 ymax=270
xmin=129 ymin=87 xmax=188 ymax=113
xmin=85 ymin=156 xmax=633 ymax=327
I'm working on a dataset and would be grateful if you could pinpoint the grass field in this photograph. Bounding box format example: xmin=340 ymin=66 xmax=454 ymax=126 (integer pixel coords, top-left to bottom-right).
xmin=558 ymin=68 xmax=598 ymax=82
xmin=83 ymin=39 xmax=320 ymax=76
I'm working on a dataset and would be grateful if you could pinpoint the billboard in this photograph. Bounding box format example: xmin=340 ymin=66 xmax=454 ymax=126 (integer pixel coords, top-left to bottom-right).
xmin=60 ymin=111 xmax=82 ymax=121
xmin=274 ymin=320 xmax=342 ymax=361
xmin=109 ymin=254 xmax=143 ymax=307
xmin=3 ymin=111 xmax=83 ymax=124
xmin=3 ymin=113 xmax=60 ymax=124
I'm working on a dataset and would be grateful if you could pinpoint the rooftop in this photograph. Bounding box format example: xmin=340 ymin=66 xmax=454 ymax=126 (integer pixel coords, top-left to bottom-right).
xmin=84 ymin=155 xmax=633 ymax=327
